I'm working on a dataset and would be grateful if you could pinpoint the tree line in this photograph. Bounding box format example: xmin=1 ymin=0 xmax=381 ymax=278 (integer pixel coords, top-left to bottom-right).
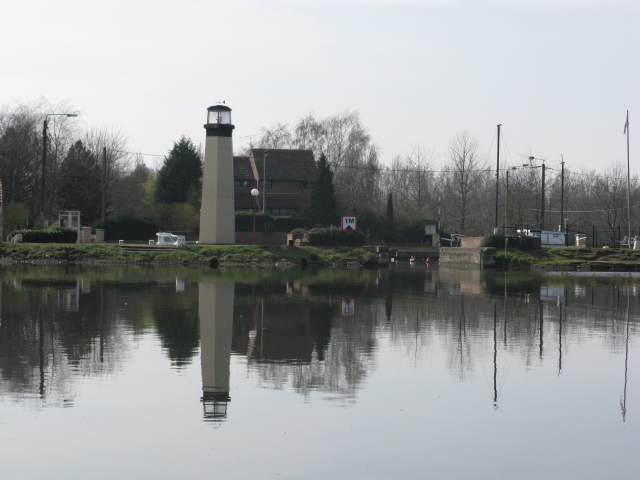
xmin=1 ymin=100 xmax=637 ymax=242
xmin=254 ymin=110 xmax=639 ymax=240
xmin=0 ymin=100 xmax=201 ymax=236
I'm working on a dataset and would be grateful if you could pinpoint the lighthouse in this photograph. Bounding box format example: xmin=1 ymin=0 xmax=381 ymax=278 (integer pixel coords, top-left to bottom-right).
xmin=199 ymin=104 xmax=236 ymax=244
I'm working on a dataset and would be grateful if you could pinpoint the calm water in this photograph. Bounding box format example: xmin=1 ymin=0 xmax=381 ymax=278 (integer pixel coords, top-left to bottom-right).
xmin=0 ymin=264 xmax=638 ymax=479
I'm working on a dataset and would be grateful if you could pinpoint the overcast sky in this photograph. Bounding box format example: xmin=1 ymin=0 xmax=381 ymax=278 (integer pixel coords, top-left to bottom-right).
xmin=3 ymin=0 xmax=638 ymax=174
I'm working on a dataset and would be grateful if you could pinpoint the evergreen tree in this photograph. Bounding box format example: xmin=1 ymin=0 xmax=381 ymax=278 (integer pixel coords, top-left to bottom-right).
xmin=57 ymin=140 xmax=102 ymax=224
xmin=154 ymin=136 xmax=202 ymax=206
xmin=305 ymin=153 xmax=337 ymax=226
xmin=385 ymin=193 xmax=395 ymax=242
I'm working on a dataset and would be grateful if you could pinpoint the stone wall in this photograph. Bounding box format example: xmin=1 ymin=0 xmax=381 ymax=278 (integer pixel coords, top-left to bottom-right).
xmin=461 ymin=237 xmax=484 ymax=248
xmin=439 ymin=247 xmax=496 ymax=268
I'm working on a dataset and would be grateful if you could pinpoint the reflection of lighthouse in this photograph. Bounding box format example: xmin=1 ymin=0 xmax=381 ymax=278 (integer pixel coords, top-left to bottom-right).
xmin=199 ymin=282 xmax=235 ymax=422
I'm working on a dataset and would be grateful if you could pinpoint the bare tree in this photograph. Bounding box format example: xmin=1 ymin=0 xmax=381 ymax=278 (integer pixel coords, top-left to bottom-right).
xmin=292 ymin=113 xmax=327 ymax=154
xmin=384 ymin=145 xmax=438 ymax=223
xmin=256 ymin=110 xmax=382 ymax=215
xmin=0 ymin=100 xmax=78 ymax=227
xmin=257 ymin=122 xmax=292 ymax=149
xmin=593 ymin=162 xmax=632 ymax=231
xmin=78 ymin=126 xmax=134 ymax=222
xmin=442 ymin=131 xmax=488 ymax=235
xmin=109 ymin=158 xmax=153 ymax=218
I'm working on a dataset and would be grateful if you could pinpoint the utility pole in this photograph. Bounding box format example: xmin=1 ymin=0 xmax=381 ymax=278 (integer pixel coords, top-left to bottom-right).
xmin=41 ymin=113 xmax=78 ymax=228
xmin=529 ymin=156 xmax=546 ymax=231
xmin=541 ymin=162 xmax=546 ymax=231
xmin=494 ymin=124 xmax=501 ymax=230
xmin=560 ymin=155 xmax=565 ymax=232
xmin=101 ymin=147 xmax=107 ymax=225
xmin=262 ymin=151 xmax=269 ymax=214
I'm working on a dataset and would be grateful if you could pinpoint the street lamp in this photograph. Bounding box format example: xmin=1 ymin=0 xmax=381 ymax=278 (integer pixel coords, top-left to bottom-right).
xmin=528 ymin=156 xmax=546 ymax=231
xmin=251 ymin=188 xmax=260 ymax=244
xmin=42 ymin=113 xmax=78 ymax=228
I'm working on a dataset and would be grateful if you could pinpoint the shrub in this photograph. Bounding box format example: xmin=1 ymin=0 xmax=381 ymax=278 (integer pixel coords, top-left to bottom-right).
xmin=307 ymin=227 xmax=365 ymax=246
xmin=103 ymin=215 xmax=159 ymax=241
xmin=7 ymin=227 xmax=78 ymax=243
xmin=494 ymin=251 xmax=536 ymax=268
xmin=153 ymin=203 xmax=199 ymax=234
xmin=234 ymin=212 xmax=309 ymax=232
xmin=289 ymin=228 xmax=308 ymax=239
xmin=482 ymin=234 xmax=537 ymax=250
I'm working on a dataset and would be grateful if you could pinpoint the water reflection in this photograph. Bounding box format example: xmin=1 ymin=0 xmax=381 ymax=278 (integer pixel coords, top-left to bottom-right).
xmin=1 ymin=265 xmax=639 ymax=479
xmin=199 ymin=282 xmax=234 ymax=422
xmin=0 ymin=266 xmax=637 ymax=418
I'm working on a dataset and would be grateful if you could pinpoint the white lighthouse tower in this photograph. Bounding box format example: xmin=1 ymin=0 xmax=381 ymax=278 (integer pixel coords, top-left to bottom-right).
xmin=199 ymin=104 xmax=235 ymax=244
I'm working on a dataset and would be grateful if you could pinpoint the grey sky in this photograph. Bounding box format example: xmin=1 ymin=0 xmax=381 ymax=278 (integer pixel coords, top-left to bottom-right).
xmin=3 ymin=0 xmax=637 ymax=173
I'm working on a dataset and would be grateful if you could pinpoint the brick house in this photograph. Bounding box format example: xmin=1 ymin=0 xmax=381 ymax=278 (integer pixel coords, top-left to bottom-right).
xmin=234 ymin=148 xmax=316 ymax=216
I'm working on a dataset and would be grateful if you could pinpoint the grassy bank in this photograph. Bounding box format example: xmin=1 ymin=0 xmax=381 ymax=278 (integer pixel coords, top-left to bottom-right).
xmin=496 ymin=247 xmax=640 ymax=270
xmin=0 ymin=243 xmax=378 ymax=267
xmin=2 ymin=243 xmax=639 ymax=270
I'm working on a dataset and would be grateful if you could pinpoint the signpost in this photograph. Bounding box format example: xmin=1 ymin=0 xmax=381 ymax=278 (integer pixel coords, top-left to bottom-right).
xmin=341 ymin=215 xmax=358 ymax=232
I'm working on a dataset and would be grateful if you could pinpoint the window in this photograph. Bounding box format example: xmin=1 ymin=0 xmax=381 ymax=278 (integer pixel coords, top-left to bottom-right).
xmin=268 ymin=208 xmax=296 ymax=216
xmin=234 ymin=180 xmax=252 ymax=188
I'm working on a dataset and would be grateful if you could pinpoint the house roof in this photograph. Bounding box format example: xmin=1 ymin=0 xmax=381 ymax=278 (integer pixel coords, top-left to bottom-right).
xmin=249 ymin=149 xmax=316 ymax=181
xmin=233 ymin=156 xmax=253 ymax=179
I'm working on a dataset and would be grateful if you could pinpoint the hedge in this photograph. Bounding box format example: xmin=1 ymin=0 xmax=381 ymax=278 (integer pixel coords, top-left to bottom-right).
xmin=482 ymin=234 xmax=538 ymax=250
xmin=102 ymin=215 xmax=159 ymax=241
xmin=7 ymin=227 xmax=78 ymax=243
xmin=234 ymin=212 xmax=309 ymax=232
xmin=307 ymin=227 xmax=365 ymax=246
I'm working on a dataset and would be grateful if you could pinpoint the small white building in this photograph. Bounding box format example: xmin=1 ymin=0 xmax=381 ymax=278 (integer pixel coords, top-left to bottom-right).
xmin=519 ymin=229 xmax=566 ymax=248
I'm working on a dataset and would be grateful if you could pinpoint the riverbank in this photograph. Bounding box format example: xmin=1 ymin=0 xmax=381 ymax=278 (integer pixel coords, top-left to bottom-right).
xmin=1 ymin=243 xmax=639 ymax=269
xmin=496 ymin=246 xmax=640 ymax=270
xmin=0 ymin=243 xmax=378 ymax=267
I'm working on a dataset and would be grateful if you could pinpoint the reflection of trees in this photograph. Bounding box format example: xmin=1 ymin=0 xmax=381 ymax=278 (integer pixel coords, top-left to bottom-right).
xmin=447 ymin=297 xmax=472 ymax=381
xmin=307 ymin=302 xmax=332 ymax=361
xmin=0 ymin=281 xmax=126 ymax=406
xmin=229 ymin=270 xmax=639 ymax=401
xmin=1 ymin=266 xmax=637 ymax=411
xmin=0 ymin=272 xmax=201 ymax=407
xmin=231 ymin=281 xmax=379 ymax=401
xmin=374 ymin=269 xmax=639 ymax=382
xmin=152 ymin=284 xmax=199 ymax=367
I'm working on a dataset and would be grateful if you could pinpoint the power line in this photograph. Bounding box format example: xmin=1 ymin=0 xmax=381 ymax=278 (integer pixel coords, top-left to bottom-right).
xmin=332 ymin=162 xmax=637 ymax=183
xmin=113 ymin=149 xmax=164 ymax=158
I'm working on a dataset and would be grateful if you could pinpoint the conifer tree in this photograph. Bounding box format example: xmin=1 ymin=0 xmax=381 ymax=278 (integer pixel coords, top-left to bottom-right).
xmin=154 ymin=136 xmax=202 ymax=206
xmin=57 ymin=140 xmax=102 ymax=224
xmin=385 ymin=193 xmax=395 ymax=242
xmin=305 ymin=153 xmax=337 ymax=226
